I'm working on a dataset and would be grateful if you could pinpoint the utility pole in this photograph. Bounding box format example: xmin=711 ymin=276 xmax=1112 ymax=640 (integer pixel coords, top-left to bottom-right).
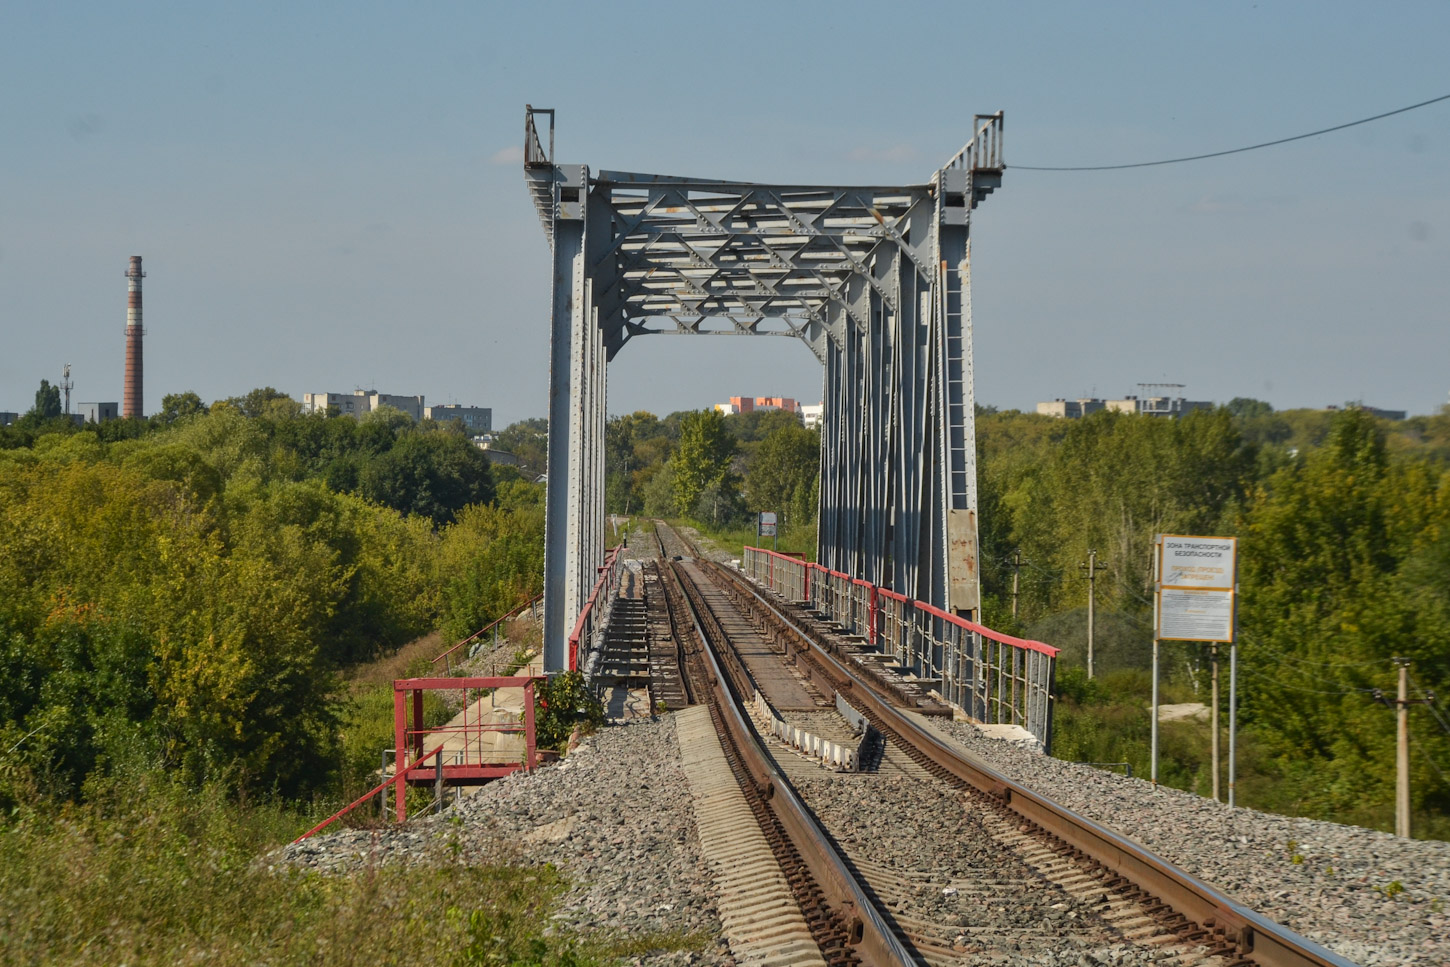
xmin=1010 ymin=549 xmax=1023 ymax=620
xmin=1210 ymin=643 xmax=1221 ymax=801
xmin=1079 ymin=550 xmax=1107 ymax=678
xmin=1374 ymin=658 xmax=1434 ymax=838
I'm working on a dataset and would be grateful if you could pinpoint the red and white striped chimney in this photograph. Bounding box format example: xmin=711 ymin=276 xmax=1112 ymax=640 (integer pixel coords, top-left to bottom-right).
xmin=123 ymin=255 xmax=145 ymax=419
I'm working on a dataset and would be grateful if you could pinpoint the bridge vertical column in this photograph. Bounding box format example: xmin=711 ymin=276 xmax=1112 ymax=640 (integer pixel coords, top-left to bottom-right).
xmin=542 ymin=165 xmax=591 ymax=672
xmin=926 ymin=167 xmax=983 ymax=694
xmin=934 ymin=172 xmax=980 ymax=624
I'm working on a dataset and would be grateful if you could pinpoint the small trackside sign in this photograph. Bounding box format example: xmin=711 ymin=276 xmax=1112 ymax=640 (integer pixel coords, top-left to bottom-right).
xmin=758 ymin=512 xmax=777 ymax=537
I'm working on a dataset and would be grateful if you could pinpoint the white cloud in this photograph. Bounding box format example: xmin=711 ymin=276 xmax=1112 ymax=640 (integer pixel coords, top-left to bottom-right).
xmin=490 ymin=144 xmax=525 ymax=165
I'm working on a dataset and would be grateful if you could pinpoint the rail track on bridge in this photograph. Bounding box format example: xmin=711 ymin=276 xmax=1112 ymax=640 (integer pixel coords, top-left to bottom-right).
xmin=646 ymin=520 xmax=1352 ymax=967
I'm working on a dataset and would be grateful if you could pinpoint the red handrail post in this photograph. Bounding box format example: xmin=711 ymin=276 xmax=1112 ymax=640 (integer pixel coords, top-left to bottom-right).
xmin=411 ymin=690 xmax=424 ymax=757
xmin=393 ymin=688 xmax=407 ymax=822
xmin=869 ymin=585 xmax=879 ymax=646
xmin=524 ymin=679 xmax=538 ymax=769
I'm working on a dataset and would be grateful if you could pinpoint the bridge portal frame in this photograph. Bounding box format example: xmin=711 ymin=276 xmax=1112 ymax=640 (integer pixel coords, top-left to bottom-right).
xmin=525 ymin=107 xmax=1004 ymax=684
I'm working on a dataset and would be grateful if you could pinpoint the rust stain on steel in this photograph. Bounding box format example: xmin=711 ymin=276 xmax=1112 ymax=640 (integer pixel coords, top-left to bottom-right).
xmin=948 ymin=508 xmax=979 ymax=611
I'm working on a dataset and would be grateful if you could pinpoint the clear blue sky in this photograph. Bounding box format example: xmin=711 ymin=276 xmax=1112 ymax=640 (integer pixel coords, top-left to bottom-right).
xmin=3 ymin=1 xmax=1447 ymax=425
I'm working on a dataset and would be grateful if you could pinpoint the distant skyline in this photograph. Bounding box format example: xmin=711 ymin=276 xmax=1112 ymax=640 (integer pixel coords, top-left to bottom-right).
xmin=4 ymin=2 xmax=1448 ymax=426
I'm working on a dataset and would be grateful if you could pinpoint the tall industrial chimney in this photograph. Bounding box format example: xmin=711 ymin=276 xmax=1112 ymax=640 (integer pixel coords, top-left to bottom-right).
xmin=123 ymin=255 xmax=145 ymax=419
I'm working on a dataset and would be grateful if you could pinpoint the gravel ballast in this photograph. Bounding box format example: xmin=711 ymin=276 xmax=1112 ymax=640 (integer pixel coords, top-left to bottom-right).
xmin=280 ymin=717 xmax=732 ymax=965
xmin=919 ymin=717 xmax=1450 ymax=966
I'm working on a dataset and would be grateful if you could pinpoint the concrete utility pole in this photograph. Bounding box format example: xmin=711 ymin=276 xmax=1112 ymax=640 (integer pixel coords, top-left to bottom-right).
xmin=1079 ymin=550 xmax=1107 ymax=678
xmin=1010 ymin=549 xmax=1023 ymax=620
xmin=1375 ymin=658 xmax=1434 ymax=838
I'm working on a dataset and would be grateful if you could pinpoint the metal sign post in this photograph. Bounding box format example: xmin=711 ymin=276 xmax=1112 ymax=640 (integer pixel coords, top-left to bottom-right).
xmin=1153 ymin=534 xmax=1238 ymax=795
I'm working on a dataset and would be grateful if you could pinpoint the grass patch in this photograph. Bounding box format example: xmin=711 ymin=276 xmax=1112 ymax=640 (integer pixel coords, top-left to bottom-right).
xmin=341 ymin=630 xmax=445 ymax=694
xmin=0 ymin=771 xmax=702 ymax=967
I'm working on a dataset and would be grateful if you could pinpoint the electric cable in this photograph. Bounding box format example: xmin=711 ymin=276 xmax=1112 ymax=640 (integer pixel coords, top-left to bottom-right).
xmin=1236 ymin=663 xmax=1377 ymax=697
xmin=1011 ymin=92 xmax=1450 ymax=172
xmin=1410 ymin=731 xmax=1450 ymax=785
xmin=1410 ymin=675 xmax=1450 ymax=738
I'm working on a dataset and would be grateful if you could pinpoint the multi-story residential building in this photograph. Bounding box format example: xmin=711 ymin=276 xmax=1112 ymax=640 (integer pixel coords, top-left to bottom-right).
xmin=425 ymin=404 xmax=492 ymax=434
xmin=301 ymin=390 xmax=425 ymax=422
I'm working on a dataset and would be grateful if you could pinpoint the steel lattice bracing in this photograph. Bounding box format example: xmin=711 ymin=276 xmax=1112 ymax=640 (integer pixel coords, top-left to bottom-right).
xmin=525 ymin=106 xmax=1004 ymax=677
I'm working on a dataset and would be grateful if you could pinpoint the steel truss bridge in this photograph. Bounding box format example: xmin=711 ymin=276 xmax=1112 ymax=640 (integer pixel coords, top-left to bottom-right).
xmin=524 ymin=106 xmax=1005 ymax=678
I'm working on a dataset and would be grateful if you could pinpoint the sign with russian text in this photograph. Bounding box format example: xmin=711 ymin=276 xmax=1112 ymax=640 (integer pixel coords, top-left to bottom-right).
xmin=1155 ymin=535 xmax=1236 ymax=642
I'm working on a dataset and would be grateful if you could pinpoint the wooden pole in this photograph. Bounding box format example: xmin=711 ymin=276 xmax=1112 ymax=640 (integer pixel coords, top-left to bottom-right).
xmin=1211 ymin=643 xmax=1221 ymax=801
xmin=1397 ymin=658 xmax=1411 ymax=838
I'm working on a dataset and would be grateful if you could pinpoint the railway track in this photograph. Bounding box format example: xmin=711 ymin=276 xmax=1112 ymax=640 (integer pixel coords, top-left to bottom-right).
xmin=647 ymin=520 xmax=1354 ymax=967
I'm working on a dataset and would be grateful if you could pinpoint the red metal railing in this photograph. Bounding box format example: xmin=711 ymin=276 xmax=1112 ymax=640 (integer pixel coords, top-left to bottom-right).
xmin=566 ymin=545 xmax=626 ymax=672
xmin=393 ymin=675 xmax=541 ymax=821
xmin=431 ymin=591 xmax=545 ymax=672
xmin=742 ymin=546 xmax=1058 ymax=750
xmin=292 ymin=743 xmax=448 ymax=843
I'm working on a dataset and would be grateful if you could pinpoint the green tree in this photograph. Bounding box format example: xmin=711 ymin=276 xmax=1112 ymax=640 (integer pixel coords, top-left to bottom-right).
xmin=745 ymin=422 xmax=819 ymax=525
xmin=156 ymin=391 xmax=208 ymax=425
xmin=358 ymin=431 xmax=495 ymax=525
xmin=492 ymin=418 xmax=549 ymax=474
xmin=219 ymin=386 xmax=293 ymax=418
xmin=1235 ymin=409 xmax=1450 ymax=826
xmin=1008 ymin=408 xmax=1256 ymax=620
xmin=671 ymin=409 xmax=737 ymax=518
xmin=32 ymin=380 xmax=62 ymax=419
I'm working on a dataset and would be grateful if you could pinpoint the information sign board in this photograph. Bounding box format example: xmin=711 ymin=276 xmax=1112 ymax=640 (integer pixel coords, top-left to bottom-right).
xmin=758 ymin=512 xmax=778 ymax=537
xmin=1154 ymin=534 xmax=1236 ymax=642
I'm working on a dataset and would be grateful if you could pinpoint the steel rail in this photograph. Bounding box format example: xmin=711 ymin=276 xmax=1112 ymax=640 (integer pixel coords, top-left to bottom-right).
xmin=716 ymin=561 xmax=1359 ymax=967
xmin=667 ymin=559 xmax=918 ymax=967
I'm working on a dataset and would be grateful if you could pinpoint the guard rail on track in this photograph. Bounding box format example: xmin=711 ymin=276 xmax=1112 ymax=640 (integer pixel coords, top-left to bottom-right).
xmin=743 ymin=545 xmax=1058 ymax=750
xmin=728 ymin=560 xmax=1356 ymax=967
xmin=667 ymin=559 xmax=917 ymax=965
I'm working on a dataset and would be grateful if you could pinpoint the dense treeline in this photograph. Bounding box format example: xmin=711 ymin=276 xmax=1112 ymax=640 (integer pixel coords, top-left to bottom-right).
xmin=605 ymin=407 xmax=820 ymax=534
xmin=7 ymin=381 xmax=1447 ymax=835
xmin=0 ymin=391 xmax=544 ymax=807
xmin=975 ymin=402 xmax=1450 ymax=835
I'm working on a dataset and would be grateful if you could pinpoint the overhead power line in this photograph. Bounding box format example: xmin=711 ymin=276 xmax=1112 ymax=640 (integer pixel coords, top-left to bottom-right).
xmin=1011 ymin=92 xmax=1450 ymax=172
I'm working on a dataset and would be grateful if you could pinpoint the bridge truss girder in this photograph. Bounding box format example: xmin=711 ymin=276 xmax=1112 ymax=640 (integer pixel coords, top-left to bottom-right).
xmin=525 ymin=107 xmax=1004 ymax=677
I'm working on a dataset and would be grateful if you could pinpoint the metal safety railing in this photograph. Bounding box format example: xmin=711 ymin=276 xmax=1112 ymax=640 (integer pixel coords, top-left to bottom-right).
xmin=567 ymin=544 xmax=626 ymax=672
xmin=394 ymin=675 xmax=541 ymax=821
xmin=743 ymin=545 xmax=1058 ymax=750
xmin=292 ymin=744 xmax=448 ymax=843
xmin=431 ymin=591 xmax=545 ymax=673
xmin=524 ymin=104 xmax=554 ymax=168
xmin=943 ymin=111 xmax=1005 ymax=175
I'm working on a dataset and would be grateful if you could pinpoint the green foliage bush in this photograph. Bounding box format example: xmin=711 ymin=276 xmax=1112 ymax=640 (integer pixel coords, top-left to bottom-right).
xmin=533 ymin=672 xmax=605 ymax=751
